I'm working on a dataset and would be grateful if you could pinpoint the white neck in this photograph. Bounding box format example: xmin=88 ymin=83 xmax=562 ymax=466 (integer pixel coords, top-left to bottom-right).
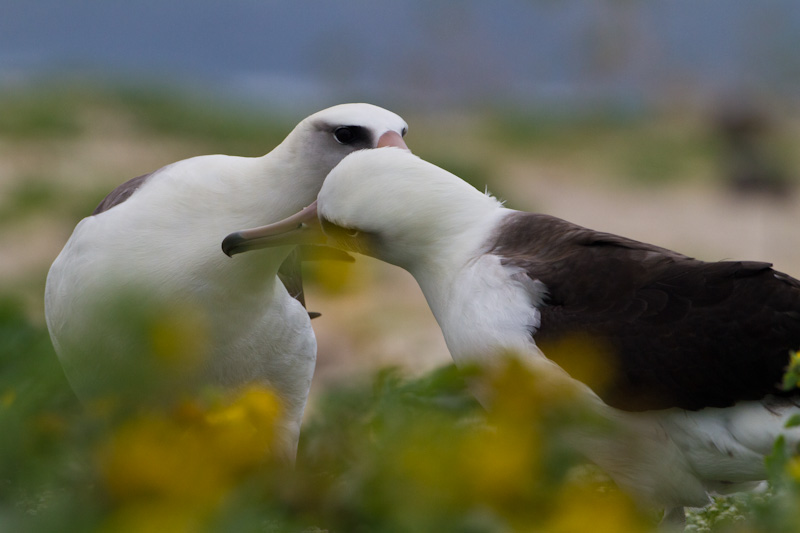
xmin=88 ymin=151 xmax=318 ymax=309
xmin=405 ymin=208 xmax=542 ymax=367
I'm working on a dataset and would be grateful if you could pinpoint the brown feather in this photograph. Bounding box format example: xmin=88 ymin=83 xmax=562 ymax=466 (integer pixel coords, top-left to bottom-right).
xmin=490 ymin=212 xmax=800 ymax=411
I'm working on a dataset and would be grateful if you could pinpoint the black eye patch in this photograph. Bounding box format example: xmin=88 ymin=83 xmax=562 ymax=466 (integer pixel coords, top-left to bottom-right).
xmin=333 ymin=125 xmax=369 ymax=146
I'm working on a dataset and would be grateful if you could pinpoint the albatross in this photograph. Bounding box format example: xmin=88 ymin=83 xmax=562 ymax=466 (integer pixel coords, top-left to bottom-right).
xmin=223 ymin=147 xmax=800 ymax=516
xmin=45 ymin=104 xmax=409 ymax=461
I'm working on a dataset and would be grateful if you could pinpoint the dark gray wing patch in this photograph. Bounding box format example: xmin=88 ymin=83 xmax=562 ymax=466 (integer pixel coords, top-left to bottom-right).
xmin=92 ymin=172 xmax=154 ymax=215
xmin=278 ymin=248 xmax=305 ymax=307
xmin=278 ymin=248 xmax=321 ymax=319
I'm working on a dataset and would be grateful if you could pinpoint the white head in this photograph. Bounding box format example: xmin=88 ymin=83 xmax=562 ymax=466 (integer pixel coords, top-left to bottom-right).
xmin=275 ymin=103 xmax=409 ymax=186
xmin=317 ymin=149 xmax=502 ymax=269
xmin=223 ymin=148 xmax=503 ymax=273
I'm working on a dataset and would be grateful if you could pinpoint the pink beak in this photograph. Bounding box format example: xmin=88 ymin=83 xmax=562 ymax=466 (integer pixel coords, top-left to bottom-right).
xmin=377 ymin=130 xmax=409 ymax=150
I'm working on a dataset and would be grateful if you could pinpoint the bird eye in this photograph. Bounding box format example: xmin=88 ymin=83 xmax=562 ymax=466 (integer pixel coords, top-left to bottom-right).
xmin=401 ymin=127 xmax=408 ymax=137
xmin=334 ymin=126 xmax=356 ymax=145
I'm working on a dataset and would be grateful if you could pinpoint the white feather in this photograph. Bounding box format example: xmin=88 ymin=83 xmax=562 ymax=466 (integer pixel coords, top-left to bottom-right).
xmin=45 ymin=103 xmax=408 ymax=461
xmin=313 ymin=147 xmax=800 ymax=509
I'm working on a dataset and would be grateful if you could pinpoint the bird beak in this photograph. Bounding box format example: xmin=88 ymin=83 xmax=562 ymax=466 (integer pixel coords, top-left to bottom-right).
xmin=222 ymin=201 xmax=326 ymax=257
xmin=377 ymin=130 xmax=409 ymax=150
xmin=223 ymin=129 xmax=408 ymax=258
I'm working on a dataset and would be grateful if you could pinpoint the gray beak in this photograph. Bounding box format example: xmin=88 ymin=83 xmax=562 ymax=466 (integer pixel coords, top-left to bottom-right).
xmin=222 ymin=201 xmax=324 ymax=257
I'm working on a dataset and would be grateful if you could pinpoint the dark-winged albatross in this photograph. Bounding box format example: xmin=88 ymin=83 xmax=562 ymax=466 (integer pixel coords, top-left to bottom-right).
xmin=45 ymin=104 xmax=409 ymax=461
xmin=223 ymin=147 xmax=800 ymax=516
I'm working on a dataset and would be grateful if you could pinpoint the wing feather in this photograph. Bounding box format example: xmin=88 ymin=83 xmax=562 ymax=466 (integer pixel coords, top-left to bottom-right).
xmin=491 ymin=212 xmax=800 ymax=411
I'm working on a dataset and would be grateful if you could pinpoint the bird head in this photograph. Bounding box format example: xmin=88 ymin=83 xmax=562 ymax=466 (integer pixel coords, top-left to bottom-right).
xmin=275 ymin=103 xmax=410 ymax=196
xmin=223 ymin=148 xmax=502 ymax=272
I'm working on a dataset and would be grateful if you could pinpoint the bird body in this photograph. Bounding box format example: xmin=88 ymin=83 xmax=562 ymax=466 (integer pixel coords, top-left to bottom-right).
xmin=228 ymin=147 xmax=800 ymax=507
xmin=45 ymin=104 xmax=409 ymax=460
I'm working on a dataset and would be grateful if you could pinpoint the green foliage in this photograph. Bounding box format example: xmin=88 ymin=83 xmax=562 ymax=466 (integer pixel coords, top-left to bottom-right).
xmin=785 ymin=413 xmax=800 ymax=429
xmin=0 ymin=90 xmax=84 ymax=138
xmin=0 ymin=297 xmax=646 ymax=532
xmin=0 ymin=296 xmax=94 ymax=532
xmin=782 ymin=351 xmax=800 ymax=391
xmin=107 ymin=87 xmax=290 ymax=154
xmin=618 ymin=129 xmax=715 ymax=185
xmin=5 ymin=295 xmax=800 ymax=531
xmin=488 ymin=109 xmax=636 ymax=152
xmin=488 ymin=109 xmax=718 ymax=186
xmin=0 ymin=177 xmax=84 ymax=224
xmin=0 ymin=83 xmax=291 ymax=154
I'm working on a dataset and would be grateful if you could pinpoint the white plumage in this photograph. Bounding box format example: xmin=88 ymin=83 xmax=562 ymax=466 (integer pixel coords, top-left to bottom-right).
xmin=226 ymin=147 xmax=800 ymax=517
xmin=45 ymin=104 xmax=408 ymax=461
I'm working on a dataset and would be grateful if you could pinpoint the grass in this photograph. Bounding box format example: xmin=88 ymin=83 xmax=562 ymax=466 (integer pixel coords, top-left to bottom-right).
xmin=106 ymin=86 xmax=292 ymax=154
xmin=487 ymin=109 xmax=724 ymax=186
xmin=0 ymin=89 xmax=85 ymax=139
xmin=0 ymin=82 xmax=292 ymax=155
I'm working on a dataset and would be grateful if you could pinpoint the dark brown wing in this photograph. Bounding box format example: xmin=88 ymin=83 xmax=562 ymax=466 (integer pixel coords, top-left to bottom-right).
xmin=492 ymin=212 xmax=800 ymax=411
xmin=92 ymin=172 xmax=154 ymax=215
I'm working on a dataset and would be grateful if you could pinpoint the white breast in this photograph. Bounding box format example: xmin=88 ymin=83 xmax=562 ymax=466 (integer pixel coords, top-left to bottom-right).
xmin=436 ymin=255 xmax=543 ymax=366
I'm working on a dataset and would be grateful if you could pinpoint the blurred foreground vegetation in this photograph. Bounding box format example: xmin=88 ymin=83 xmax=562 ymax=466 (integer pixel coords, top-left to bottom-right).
xmin=1 ymin=294 xmax=800 ymax=532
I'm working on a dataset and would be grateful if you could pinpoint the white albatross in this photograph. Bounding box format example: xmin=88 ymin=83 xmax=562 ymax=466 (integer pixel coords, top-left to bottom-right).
xmin=45 ymin=104 xmax=409 ymax=461
xmin=223 ymin=147 xmax=800 ymax=517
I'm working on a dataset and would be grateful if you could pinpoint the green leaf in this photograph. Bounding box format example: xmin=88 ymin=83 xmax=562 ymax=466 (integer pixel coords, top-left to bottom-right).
xmin=785 ymin=414 xmax=800 ymax=429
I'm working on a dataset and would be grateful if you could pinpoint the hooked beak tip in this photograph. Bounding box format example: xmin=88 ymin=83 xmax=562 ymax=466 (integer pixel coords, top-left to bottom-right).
xmin=221 ymin=233 xmax=244 ymax=257
xmin=220 ymin=201 xmax=322 ymax=257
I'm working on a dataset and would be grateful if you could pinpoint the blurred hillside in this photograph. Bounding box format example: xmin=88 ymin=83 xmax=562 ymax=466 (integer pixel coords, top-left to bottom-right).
xmin=5 ymin=1 xmax=800 ymax=112
xmin=1 ymin=83 xmax=799 ymax=390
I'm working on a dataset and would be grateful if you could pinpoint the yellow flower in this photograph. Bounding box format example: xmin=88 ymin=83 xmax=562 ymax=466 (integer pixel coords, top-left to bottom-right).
xmin=542 ymin=481 xmax=650 ymax=533
xmin=787 ymin=456 xmax=800 ymax=481
xmin=97 ymin=385 xmax=282 ymax=511
xmin=457 ymin=424 xmax=539 ymax=507
xmin=537 ymin=336 xmax=618 ymax=396
xmin=484 ymin=354 xmax=594 ymax=427
xmin=98 ymin=412 xmax=228 ymax=505
xmin=204 ymin=386 xmax=282 ymax=470
xmin=389 ymin=410 xmax=540 ymax=517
